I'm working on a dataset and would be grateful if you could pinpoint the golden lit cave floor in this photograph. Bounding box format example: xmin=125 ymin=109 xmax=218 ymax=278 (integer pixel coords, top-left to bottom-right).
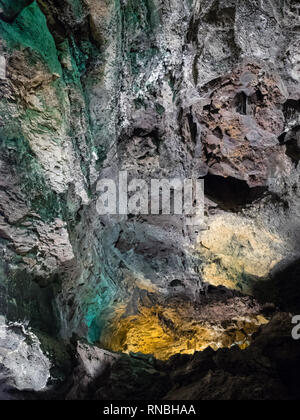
xmin=100 ymin=297 xmax=269 ymax=361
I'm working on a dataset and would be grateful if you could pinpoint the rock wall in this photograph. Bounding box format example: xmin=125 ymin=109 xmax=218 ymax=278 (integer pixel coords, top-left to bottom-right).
xmin=0 ymin=0 xmax=300 ymax=396
xmin=64 ymin=313 xmax=300 ymax=401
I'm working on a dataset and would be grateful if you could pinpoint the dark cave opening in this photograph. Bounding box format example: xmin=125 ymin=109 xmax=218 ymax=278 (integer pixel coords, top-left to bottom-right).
xmin=204 ymin=173 xmax=267 ymax=210
xmin=212 ymin=126 xmax=223 ymax=139
xmin=169 ymin=279 xmax=185 ymax=288
xmin=283 ymin=99 xmax=300 ymax=121
xmin=279 ymin=126 xmax=300 ymax=165
xmin=235 ymin=92 xmax=248 ymax=115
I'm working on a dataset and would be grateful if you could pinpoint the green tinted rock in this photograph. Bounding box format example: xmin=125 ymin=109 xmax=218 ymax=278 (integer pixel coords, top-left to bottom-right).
xmin=0 ymin=1 xmax=61 ymax=74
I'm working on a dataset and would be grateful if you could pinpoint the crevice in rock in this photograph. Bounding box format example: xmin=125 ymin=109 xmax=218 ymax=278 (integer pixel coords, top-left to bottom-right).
xmin=169 ymin=279 xmax=185 ymax=288
xmin=203 ymin=5 xmax=236 ymax=26
xmin=279 ymin=126 xmax=300 ymax=166
xmin=204 ymin=173 xmax=267 ymax=211
xmin=186 ymin=16 xmax=200 ymax=44
xmin=285 ymin=137 xmax=300 ymax=165
xmin=187 ymin=112 xmax=198 ymax=145
xmin=235 ymin=91 xmax=248 ymax=115
xmin=1 ymin=0 xmax=300 ymax=402
xmin=212 ymin=126 xmax=223 ymax=139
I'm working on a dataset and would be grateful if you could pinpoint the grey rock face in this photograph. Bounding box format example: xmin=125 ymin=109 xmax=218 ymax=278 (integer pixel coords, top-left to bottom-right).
xmin=0 ymin=317 xmax=51 ymax=395
xmin=66 ymin=342 xmax=119 ymax=400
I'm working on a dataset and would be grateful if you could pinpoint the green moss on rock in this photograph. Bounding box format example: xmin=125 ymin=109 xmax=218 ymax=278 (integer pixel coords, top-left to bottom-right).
xmin=0 ymin=0 xmax=33 ymax=21
xmin=0 ymin=135 xmax=62 ymax=222
xmin=121 ymin=0 xmax=159 ymax=34
xmin=0 ymin=1 xmax=61 ymax=75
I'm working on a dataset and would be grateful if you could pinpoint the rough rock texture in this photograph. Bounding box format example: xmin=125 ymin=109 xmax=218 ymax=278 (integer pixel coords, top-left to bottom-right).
xmin=0 ymin=0 xmax=300 ymax=399
xmin=101 ymin=287 xmax=269 ymax=360
xmin=163 ymin=313 xmax=300 ymax=401
xmin=40 ymin=313 xmax=299 ymax=401
xmin=0 ymin=317 xmax=51 ymax=397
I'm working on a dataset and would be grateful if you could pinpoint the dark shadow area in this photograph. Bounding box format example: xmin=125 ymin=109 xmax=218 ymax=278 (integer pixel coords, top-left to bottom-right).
xmin=203 ymin=6 xmax=236 ymax=25
xmin=253 ymin=258 xmax=300 ymax=314
xmin=204 ymin=173 xmax=267 ymax=211
xmin=0 ymin=0 xmax=33 ymax=23
xmin=286 ymin=137 xmax=300 ymax=165
xmin=279 ymin=125 xmax=300 ymax=166
xmin=235 ymin=92 xmax=248 ymax=115
xmin=0 ymin=259 xmax=61 ymax=336
xmin=283 ymin=99 xmax=300 ymax=121
xmin=169 ymin=279 xmax=185 ymax=288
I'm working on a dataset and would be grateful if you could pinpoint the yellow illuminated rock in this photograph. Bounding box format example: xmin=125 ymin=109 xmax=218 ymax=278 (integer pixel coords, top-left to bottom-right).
xmin=101 ymin=303 xmax=268 ymax=361
xmin=195 ymin=213 xmax=287 ymax=293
